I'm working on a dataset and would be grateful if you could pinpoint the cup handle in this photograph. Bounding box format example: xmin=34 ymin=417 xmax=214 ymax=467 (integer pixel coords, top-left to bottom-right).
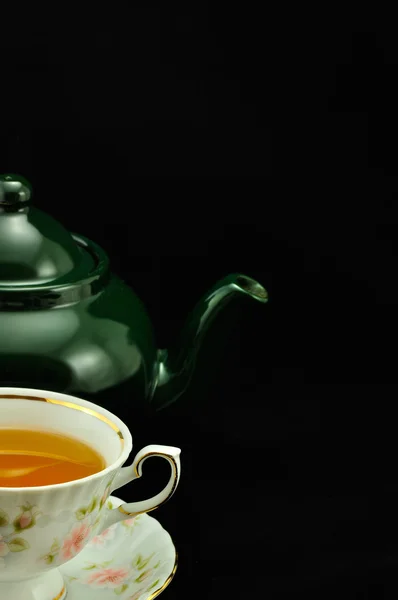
xmin=99 ymin=444 xmax=181 ymax=531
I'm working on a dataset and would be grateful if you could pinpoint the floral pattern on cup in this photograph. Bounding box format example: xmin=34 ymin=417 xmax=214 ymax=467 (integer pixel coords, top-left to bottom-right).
xmin=0 ymin=503 xmax=42 ymax=568
xmin=1 ymin=475 xmax=119 ymax=571
xmin=62 ymin=522 xmax=92 ymax=561
xmin=0 ymin=473 xmax=136 ymax=573
xmin=39 ymin=488 xmax=126 ymax=567
xmin=40 ymin=494 xmax=103 ymax=565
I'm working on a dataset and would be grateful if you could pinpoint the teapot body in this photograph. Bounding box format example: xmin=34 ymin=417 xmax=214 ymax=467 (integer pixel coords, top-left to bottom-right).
xmin=0 ymin=274 xmax=158 ymax=417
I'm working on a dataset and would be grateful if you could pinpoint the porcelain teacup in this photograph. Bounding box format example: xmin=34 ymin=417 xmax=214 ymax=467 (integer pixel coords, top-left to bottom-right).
xmin=0 ymin=387 xmax=181 ymax=600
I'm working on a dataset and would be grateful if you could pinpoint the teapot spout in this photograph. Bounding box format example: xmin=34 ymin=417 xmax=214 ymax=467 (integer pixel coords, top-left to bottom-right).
xmin=151 ymin=274 xmax=268 ymax=410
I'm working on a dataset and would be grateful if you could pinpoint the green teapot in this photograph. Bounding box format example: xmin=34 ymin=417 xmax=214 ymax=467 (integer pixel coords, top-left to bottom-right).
xmin=0 ymin=174 xmax=267 ymax=416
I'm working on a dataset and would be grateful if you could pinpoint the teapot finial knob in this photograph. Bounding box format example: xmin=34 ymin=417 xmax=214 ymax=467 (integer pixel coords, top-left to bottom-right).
xmin=0 ymin=174 xmax=32 ymax=209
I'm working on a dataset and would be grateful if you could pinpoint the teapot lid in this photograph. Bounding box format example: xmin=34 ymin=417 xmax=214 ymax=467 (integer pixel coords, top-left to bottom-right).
xmin=0 ymin=174 xmax=105 ymax=292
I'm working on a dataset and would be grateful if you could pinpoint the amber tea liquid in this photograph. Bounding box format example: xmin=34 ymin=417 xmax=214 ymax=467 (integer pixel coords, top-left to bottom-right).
xmin=0 ymin=429 xmax=105 ymax=487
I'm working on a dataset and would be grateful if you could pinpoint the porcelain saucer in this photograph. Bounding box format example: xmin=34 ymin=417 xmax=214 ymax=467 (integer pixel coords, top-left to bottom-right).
xmin=59 ymin=495 xmax=177 ymax=600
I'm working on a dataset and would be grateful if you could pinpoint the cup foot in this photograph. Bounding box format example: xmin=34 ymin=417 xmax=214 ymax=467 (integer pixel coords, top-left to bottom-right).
xmin=0 ymin=568 xmax=65 ymax=600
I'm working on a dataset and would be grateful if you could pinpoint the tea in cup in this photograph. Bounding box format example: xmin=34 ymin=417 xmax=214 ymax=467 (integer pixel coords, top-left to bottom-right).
xmin=0 ymin=387 xmax=181 ymax=600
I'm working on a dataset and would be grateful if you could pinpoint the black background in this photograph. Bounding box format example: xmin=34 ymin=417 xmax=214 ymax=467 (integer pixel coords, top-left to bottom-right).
xmin=2 ymin=10 xmax=398 ymax=599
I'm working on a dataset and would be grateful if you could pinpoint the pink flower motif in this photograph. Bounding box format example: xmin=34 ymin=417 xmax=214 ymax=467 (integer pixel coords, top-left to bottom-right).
xmin=89 ymin=525 xmax=116 ymax=547
xmin=122 ymin=517 xmax=136 ymax=528
xmin=129 ymin=590 xmax=145 ymax=600
xmin=0 ymin=536 xmax=9 ymax=558
xmin=87 ymin=566 xmax=130 ymax=588
xmin=18 ymin=512 xmax=32 ymax=529
xmin=62 ymin=522 xmax=91 ymax=560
